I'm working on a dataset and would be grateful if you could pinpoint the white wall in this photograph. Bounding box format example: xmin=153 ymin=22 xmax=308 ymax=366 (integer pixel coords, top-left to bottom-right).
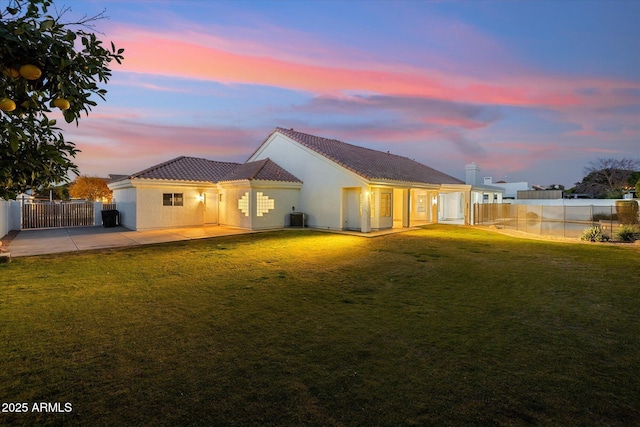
xmin=0 ymin=200 xmax=8 ymax=238
xmin=136 ymin=186 xmax=205 ymax=230
xmin=112 ymin=187 xmax=137 ymax=229
xmin=491 ymin=182 xmax=529 ymax=199
xmin=219 ymin=182 xmax=300 ymax=230
xmin=219 ymin=184 xmax=252 ymax=229
xmin=248 ymin=133 xmax=366 ymax=230
xmin=251 ymin=186 xmax=300 ymax=230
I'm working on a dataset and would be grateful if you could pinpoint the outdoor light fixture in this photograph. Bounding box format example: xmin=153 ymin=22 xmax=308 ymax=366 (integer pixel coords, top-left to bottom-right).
xmin=197 ymin=194 xmax=205 ymax=202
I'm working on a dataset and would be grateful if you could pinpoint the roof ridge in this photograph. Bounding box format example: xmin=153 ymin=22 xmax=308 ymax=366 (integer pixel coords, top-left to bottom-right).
xmin=246 ymin=158 xmax=270 ymax=180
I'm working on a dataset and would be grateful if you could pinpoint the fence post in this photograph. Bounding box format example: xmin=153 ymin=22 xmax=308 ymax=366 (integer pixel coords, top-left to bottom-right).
xmin=94 ymin=202 xmax=103 ymax=226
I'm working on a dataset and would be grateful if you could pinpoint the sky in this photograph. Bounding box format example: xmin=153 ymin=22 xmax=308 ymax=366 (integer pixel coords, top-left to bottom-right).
xmin=50 ymin=0 xmax=640 ymax=188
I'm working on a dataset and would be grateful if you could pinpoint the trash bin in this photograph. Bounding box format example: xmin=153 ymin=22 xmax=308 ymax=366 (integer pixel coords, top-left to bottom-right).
xmin=101 ymin=209 xmax=120 ymax=228
xmin=290 ymin=212 xmax=305 ymax=227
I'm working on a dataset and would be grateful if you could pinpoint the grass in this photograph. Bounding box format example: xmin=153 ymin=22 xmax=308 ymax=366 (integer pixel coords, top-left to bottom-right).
xmin=0 ymin=224 xmax=639 ymax=426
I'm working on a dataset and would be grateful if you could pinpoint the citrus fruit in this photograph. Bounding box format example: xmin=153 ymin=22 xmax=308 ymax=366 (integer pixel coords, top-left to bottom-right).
xmin=53 ymin=98 xmax=70 ymax=110
xmin=19 ymin=64 xmax=42 ymax=80
xmin=3 ymin=67 xmax=20 ymax=78
xmin=0 ymin=98 xmax=17 ymax=112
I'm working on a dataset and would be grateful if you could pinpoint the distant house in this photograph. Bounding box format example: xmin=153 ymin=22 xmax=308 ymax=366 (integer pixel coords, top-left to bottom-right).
xmin=109 ymin=128 xmax=503 ymax=232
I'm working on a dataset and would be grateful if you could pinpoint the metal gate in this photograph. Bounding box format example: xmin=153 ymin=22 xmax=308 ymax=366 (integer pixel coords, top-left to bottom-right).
xmin=21 ymin=202 xmax=95 ymax=229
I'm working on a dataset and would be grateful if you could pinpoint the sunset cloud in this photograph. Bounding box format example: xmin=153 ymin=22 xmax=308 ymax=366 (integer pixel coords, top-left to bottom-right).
xmin=107 ymin=26 xmax=640 ymax=114
xmin=54 ymin=1 xmax=639 ymax=188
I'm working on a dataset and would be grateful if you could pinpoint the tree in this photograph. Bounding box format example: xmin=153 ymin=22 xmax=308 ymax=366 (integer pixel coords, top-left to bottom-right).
xmin=573 ymin=158 xmax=640 ymax=199
xmin=33 ymin=182 xmax=69 ymax=200
xmin=68 ymin=175 xmax=111 ymax=201
xmin=1 ymin=0 xmax=124 ymax=200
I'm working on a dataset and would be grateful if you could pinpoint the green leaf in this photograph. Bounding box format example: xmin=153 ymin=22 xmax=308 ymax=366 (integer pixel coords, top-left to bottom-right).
xmin=9 ymin=133 xmax=20 ymax=152
xmin=40 ymin=19 xmax=54 ymax=30
xmin=63 ymin=109 xmax=75 ymax=123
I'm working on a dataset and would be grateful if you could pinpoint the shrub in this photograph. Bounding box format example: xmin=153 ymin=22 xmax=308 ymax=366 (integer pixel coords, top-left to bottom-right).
xmin=615 ymin=200 xmax=639 ymax=224
xmin=614 ymin=225 xmax=640 ymax=242
xmin=580 ymin=226 xmax=609 ymax=242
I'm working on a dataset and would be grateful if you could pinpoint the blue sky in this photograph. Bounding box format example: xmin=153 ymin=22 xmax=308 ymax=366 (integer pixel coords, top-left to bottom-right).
xmin=53 ymin=0 xmax=639 ymax=187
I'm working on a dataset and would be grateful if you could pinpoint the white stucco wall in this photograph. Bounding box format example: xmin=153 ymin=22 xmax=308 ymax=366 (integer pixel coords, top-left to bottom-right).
xmin=248 ymin=133 xmax=367 ymax=230
xmin=110 ymin=179 xmax=217 ymax=230
xmin=219 ymin=182 xmax=300 ymax=230
xmin=111 ymin=186 xmax=137 ymax=230
xmin=219 ymin=185 xmax=252 ymax=229
xmin=136 ymin=185 xmax=205 ymax=230
xmin=251 ymin=186 xmax=300 ymax=230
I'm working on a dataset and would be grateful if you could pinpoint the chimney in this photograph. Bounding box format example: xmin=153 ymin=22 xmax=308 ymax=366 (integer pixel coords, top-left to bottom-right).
xmin=465 ymin=163 xmax=480 ymax=186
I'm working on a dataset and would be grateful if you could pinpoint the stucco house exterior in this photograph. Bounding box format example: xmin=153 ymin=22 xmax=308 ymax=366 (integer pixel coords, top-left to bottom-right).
xmin=109 ymin=128 xmax=502 ymax=232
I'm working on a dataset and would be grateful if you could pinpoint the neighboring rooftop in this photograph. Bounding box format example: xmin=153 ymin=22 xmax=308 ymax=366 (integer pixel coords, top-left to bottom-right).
xmin=274 ymin=127 xmax=463 ymax=185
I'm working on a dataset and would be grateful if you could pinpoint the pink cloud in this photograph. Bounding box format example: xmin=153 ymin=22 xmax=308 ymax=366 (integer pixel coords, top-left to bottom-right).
xmin=107 ymin=26 xmax=640 ymax=112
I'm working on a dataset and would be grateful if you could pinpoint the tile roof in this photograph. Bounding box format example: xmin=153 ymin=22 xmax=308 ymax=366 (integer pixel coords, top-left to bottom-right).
xmin=274 ymin=127 xmax=463 ymax=185
xmin=128 ymin=156 xmax=240 ymax=182
xmin=121 ymin=156 xmax=300 ymax=184
xmin=220 ymin=158 xmax=302 ymax=183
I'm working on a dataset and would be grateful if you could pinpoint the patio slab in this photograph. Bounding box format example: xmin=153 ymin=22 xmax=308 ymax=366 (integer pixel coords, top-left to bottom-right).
xmin=5 ymin=224 xmax=419 ymax=258
xmin=6 ymin=225 xmax=255 ymax=257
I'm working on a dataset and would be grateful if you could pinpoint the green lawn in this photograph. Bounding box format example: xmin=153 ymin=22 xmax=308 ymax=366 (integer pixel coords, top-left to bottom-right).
xmin=1 ymin=225 xmax=639 ymax=426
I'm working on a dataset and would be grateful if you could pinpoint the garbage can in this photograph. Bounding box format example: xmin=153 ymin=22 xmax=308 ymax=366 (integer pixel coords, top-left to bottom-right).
xmin=101 ymin=209 xmax=120 ymax=228
xmin=290 ymin=212 xmax=305 ymax=227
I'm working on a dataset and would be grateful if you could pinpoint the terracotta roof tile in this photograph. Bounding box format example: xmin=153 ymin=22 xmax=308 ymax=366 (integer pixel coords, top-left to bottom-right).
xmin=129 ymin=156 xmax=240 ymax=182
xmin=125 ymin=156 xmax=300 ymax=184
xmin=220 ymin=158 xmax=302 ymax=183
xmin=275 ymin=127 xmax=463 ymax=185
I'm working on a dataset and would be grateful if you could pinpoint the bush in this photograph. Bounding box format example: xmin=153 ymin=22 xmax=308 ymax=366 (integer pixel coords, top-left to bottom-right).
xmin=615 ymin=200 xmax=639 ymax=224
xmin=614 ymin=225 xmax=640 ymax=242
xmin=580 ymin=226 xmax=609 ymax=242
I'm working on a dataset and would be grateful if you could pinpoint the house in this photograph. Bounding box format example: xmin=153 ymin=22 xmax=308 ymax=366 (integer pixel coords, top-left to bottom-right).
xmin=109 ymin=128 xmax=503 ymax=232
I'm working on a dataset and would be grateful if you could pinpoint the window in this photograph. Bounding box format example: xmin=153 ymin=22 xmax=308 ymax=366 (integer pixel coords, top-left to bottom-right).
xmin=381 ymin=193 xmax=391 ymax=217
xmin=163 ymin=193 xmax=183 ymax=207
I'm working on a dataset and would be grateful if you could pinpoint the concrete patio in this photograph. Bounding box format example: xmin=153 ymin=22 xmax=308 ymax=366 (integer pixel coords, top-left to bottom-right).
xmin=5 ymin=225 xmax=258 ymax=257
xmin=4 ymin=225 xmax=419 ymax=257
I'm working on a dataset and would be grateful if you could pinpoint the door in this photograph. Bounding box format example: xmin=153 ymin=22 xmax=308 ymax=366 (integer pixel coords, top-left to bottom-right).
xmin=204 ymin=191 xmax=218 ymax=224
xmin=343 ymin=188 xmax=361 ymax=230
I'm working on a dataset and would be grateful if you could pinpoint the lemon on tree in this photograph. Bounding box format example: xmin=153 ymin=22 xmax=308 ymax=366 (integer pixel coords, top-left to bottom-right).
xmin=3 ymin=67 xmax=20 ymax=78
xmin=0 ymin=98 xmax=17 ymax=112
xmin=18 ymin=64 xmax=42 ymax=80
xmin=53 ymin=98 xmax=70 ymax=110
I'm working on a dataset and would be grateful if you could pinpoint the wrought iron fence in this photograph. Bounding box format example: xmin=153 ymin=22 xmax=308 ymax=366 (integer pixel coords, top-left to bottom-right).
xmin=473 ymin=203 xmax=639 ymax=239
